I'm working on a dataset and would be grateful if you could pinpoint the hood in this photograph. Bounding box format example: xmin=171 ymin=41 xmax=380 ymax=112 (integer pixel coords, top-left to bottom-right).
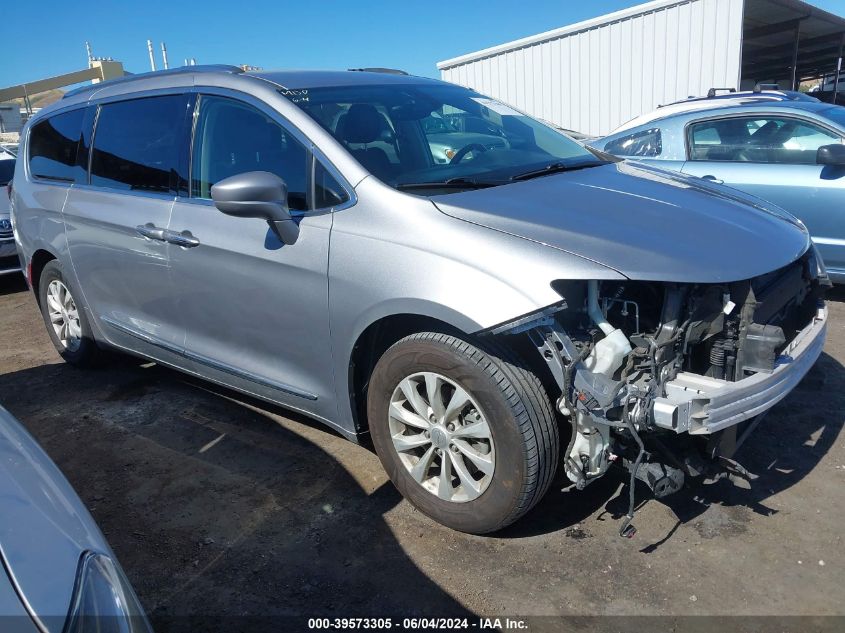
xmin=0 ymin=405 xmax=112 ymax=631
xmin=432 ymin=161 xmax=810 ymax=283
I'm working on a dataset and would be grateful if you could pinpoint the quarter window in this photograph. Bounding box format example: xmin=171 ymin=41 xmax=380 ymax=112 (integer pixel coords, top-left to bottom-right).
xmin=314 ymin=160 xmax=349 ymax=209
xmin=29 ymin=109 xmax=85 ymax=183
xmin=604 ymin=128 xmax=662 ymax=157
xmin=191 ymin=96 xmax=308 ymax=211
xmin=688 ymin=116 xmax=843 ymax=164
xmin=90 ymin=95 xmax=185 ymax=192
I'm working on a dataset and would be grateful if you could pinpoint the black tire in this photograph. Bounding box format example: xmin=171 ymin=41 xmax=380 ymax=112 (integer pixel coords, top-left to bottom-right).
xmin=367 ymin=332 xmax=559 ymax=534
xmin=38 ymin=260 xmax=102 ymax=367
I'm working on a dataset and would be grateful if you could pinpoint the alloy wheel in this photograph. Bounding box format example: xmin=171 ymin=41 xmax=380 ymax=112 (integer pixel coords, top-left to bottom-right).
xmin=46 ymin=279 xmax=82 ymax=352
xmin=388 ymin=371 xmax=495 ymax=502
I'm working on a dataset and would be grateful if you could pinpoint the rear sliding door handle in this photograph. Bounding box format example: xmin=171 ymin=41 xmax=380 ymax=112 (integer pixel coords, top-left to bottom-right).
xmin=135 ymin=224 xmax=167 ymax=241
xmin=165 ymin=230 xmax=200 ymax=248
xmin=701 ymin=175 xmax=724 ymax=185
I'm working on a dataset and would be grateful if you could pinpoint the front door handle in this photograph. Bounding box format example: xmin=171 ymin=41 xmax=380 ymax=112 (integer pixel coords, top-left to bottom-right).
xmin=136 ymin=223 xmax=167 ymax=241
xmin=701 ymin=175 xmax=724 ymax=185
xmin=165 ymin=230 xmax=200 ymax=248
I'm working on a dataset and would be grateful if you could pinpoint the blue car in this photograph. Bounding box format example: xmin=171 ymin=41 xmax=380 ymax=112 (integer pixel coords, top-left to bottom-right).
xmin=592 ymin=91 xmax=845 ymax=282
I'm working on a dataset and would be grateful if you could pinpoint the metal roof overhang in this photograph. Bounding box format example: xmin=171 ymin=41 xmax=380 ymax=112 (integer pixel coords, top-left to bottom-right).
xmin=742 ymin=0 xmax=845 ymax=87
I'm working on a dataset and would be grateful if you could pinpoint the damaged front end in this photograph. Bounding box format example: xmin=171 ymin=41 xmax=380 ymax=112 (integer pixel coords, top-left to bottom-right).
xmin=487 ymin=247 xmax=830 ymax=536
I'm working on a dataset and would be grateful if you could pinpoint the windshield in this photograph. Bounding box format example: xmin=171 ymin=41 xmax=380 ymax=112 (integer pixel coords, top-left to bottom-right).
xmin=822 ymin=106 xmax=845 ymax=130
xmin=284 ymin=82 xmax=604 ymax=193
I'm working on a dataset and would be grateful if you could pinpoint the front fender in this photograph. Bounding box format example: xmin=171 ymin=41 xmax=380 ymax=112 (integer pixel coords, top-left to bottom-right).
xmin=328 ymin=177 xmax=624 ymax=434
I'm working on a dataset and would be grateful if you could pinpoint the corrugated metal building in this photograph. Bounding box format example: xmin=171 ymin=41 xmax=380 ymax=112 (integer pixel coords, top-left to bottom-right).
xmin=437 ymin=0 xmax=845 ymax=136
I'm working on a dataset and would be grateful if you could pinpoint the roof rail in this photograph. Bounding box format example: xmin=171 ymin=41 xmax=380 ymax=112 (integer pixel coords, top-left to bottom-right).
xmin=63 ymin=64 xmax=245 ymax=99
xmin=347 ymin=67 xmax=409 ymax=75
xmin=706 ymin=87 xmax=736 ymax=98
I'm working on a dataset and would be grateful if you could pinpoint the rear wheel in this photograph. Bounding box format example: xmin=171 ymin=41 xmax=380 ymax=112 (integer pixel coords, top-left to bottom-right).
xmin=38 ymin=260 xmax=102 ymax=366
xmin=367 ymin=332 xmax=559 ymax=534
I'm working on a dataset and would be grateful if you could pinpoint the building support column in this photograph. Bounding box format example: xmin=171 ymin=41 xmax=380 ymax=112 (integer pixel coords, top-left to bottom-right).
xmin=791 ymin=21 xmax=802 ymax=90
xmin=833 ymin=33 xmax=844 ymax=102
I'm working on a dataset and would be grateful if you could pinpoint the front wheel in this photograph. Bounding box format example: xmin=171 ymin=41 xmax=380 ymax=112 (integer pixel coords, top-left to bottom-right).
xmin=367 ymin=332 xmax=559 ymax=534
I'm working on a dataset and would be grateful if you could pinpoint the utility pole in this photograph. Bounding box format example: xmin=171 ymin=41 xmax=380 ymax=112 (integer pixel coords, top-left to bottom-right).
xmin=161 ymin=42 xmax=169 ymax=70
xmin=147 ymin=39 xmax=157 ymax=72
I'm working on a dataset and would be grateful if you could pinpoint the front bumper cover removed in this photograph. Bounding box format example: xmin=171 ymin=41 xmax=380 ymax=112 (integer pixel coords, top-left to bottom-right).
xmin=652 ymin=307 xmax=827 ymax=435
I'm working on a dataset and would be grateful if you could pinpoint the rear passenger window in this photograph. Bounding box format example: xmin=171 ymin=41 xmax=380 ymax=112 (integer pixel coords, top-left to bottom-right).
xmin=91 ymin=95 xmax=185 ymax=192
xmin=191 ymin=96 xmax=309 ymax=211
xmin=29 ymin=109 xmax=85 ymax=183
xmin=604 ymin=128 xmax=662 ymax=157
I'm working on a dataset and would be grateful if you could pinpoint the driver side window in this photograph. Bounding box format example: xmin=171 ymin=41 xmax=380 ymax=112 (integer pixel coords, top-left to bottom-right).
xmin=192 ymin=95 xmax=309 ymax=210
xmin=688 ymin=116 xmax=842 ymax=165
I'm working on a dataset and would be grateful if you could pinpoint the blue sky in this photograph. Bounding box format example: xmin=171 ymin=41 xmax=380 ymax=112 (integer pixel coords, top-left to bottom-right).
xmin=3 ymin=0 xmax=844 ymax=88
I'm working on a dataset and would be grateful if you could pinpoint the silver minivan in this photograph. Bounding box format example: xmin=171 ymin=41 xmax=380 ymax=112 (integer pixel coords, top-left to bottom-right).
xmin=10 ymin=66 xmax=830 ymax=535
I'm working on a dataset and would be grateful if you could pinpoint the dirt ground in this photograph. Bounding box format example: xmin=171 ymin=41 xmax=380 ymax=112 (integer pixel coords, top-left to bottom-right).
xmin=1 ymin=273 xmax=844 ymax=632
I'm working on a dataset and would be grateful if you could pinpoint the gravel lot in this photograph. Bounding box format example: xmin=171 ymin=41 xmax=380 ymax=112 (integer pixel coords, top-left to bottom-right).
xmin=1 ymin=273 xmax=844 ymax=631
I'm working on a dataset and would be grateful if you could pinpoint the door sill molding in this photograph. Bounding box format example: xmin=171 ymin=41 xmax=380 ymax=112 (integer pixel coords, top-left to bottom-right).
xmin=184 ymin=350 xmax=318 ymax=401
xmin=100 ymin=315 xmax=317 ymax=401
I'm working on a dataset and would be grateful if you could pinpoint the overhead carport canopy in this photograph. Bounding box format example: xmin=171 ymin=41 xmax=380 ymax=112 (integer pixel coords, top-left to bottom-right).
xmin=742 ymin=0 xmax=845 ymax=90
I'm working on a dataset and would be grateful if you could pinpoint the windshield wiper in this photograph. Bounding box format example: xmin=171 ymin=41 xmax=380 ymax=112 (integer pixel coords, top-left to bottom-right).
xmin=511 ymin=160 xmax=604 ymax=181
xmin=395 ymin=177 xmax=501 ymax=191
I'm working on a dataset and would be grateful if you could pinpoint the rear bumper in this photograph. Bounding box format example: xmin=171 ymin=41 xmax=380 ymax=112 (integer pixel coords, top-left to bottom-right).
xmin=652 ymin=306 xmax=827 ymax=434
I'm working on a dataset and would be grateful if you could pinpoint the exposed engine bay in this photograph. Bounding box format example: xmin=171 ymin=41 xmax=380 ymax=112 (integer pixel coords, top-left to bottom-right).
xmin=488 ymin=247 xmax=830 ymax=536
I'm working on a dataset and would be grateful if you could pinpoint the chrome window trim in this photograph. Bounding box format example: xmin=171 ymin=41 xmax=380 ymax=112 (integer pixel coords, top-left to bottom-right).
xmin=71 ymin=183 xmax=176 ymax=201
xmin=173 ymin=196 xmax=213 ymax=207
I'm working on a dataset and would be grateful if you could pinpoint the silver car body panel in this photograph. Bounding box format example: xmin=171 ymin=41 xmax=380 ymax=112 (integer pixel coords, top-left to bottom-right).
xmin=434 ymin=160 xmax=809 ymax=283
xmin=63 ymin=186 xmax=183 ymax=363
xmin=0 ymin=405 xmax=114 ymax=630
xmin=327 ymin=176 xmax=626 ymax=429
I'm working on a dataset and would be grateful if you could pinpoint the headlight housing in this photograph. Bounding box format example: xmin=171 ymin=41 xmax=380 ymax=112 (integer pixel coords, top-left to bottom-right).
xmin=65 ymin=552 xmax=152 ymax=633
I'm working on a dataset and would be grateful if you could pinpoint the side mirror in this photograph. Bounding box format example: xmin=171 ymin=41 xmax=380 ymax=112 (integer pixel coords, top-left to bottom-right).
xmin=816 ymin=143 xmax=845 ymax=167
xmin=210 ymin=171 xmax=300 ymax=245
